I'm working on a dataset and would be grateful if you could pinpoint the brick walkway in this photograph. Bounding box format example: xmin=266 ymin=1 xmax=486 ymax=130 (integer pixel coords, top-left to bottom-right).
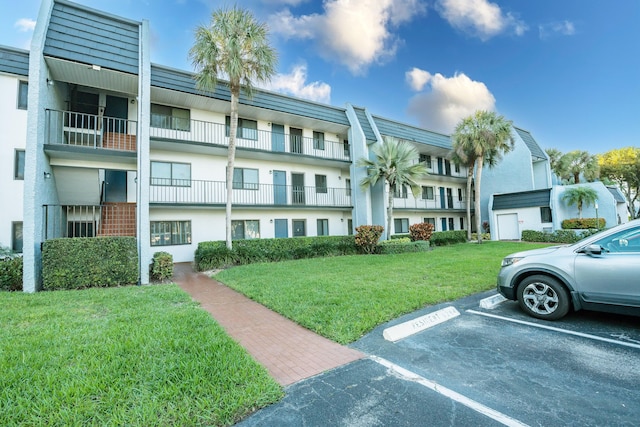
xmin=173 ymin=263 xmax=364 ymax=386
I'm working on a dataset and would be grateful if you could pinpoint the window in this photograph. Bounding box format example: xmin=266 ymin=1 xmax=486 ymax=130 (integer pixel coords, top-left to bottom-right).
xmin=460 ymin=218 xmax=464 ymax=230
xmin=231 ymin=220 xmax=260 ymax=240
xmin=313 ymin=131 xmax=325 ymax=150
xmin=347 ymin=219 xmax=353 ymax=236
xmin=343 ymin=139 xmax=350 ymax=157
xmin=345 ymin=178 xmax=351 ymax=197
xmin=67 ymin=221 xmax=95 ymax=238
xmin=455 ymin=163 xmax=461 ymax=173
xmin=394 ymin=218 xmax=409 ymax=234
xmin=151 ymin=221 xmax=192 ymax=246
xmin=151 ymin=104 xmax=190 ymax=131
xmin=151 ymin=161 xmax=191 ymax=186
xmin=12 ymin=222 xmax=23 ymax=253
xmin=540 ymin=207 xmax=553 ymax=223
xmin=424 ymin=217 xmax=435 ymax=226
xmin=226 ymin=116 xmax=258 ymax=140
xmin=419 ymin=154 xmax=432 ymax=168
xmin=17 ymin=81 xmax=28 ymax=110
xmin=458 ymin=188 xmax=463 ymax=202
xmin=233 ymin=168 xmax=259 ymax=190
xmin=394 ymin=184 xmax=408 ymax=199
xmin=293 ymin=220 xmax=306 ymax=237
xmin=14 ymin=150 xmax=25 ymax=180
xmin=448 ymin=218 xmax=455 ymax=230
xmin=422 ymin=186 xmax=434 ymax=200
xmin=317 ymin=219 xmax=329 ymax=236
xmin=315 ymin=175 xmax=327 ymax=193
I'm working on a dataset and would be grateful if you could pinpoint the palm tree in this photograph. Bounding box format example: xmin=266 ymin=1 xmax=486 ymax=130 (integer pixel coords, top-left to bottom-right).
xmin=450 ymin=142 xmax=476 ymax=241
xmin=562 ymin=186 xmax=598 ymax=218
xmin=451 ymin=110 xmax=515 ymax=243
xmin=190 ymin=6 xmax=277 ymax=249
xmin=357 ymin=137 xmax=429 ymax=240
xmin=560 ymin=150 xmax=599 ymax=184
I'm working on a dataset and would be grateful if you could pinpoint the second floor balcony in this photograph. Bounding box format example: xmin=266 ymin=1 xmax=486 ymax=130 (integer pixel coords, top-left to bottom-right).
xmin=393 ymin=195 xmax=469 ymax=211
xmin=150 ymin=179 xmax=352 ymax=208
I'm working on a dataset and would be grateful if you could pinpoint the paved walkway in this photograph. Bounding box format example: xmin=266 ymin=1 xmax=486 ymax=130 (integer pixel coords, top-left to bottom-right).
xmin=173 ymin=263 xmax=364 ymax=386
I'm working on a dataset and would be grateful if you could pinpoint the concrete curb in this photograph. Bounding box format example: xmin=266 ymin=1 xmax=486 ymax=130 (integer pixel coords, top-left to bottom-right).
xmin=479 ymin=293 xmax=507 ymax=309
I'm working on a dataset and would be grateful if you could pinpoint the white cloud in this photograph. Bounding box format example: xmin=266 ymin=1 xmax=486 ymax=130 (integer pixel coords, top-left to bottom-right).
xmin=539 ymin=20 xmax=576 ymax=40
xmin=405 ymin=67 xmax=432 ymax=91
xmin=269 ymin=0 xmax=426 ymax=75
xmin=15 ymin=18 xmax=36 ymax=32
xmin=435 ymin=0 xmax=527 ymax=40
xmin=406 ymin=70 xmax=496 ymax=134
xmin=263 ymin=64 xmax=331 ymax=103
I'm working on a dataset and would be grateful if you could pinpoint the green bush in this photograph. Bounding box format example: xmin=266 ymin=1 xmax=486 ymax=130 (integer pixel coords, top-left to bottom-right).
xmin=471 ymin=233 xmax=491 ymax=241
xmin=390 ymin=234 xmax=410 ymax=240
xmin=561 ymin=218 xmax=606 ymax=229
xmin=0 ymin=255 xmax=23 ymax=291
xmin=150 ymin=251 xmax=174 ymax=282
xmin=409 ymin=222 xmax=435 ymax=241
xmin=355 ymin=225 xmax=384 ymax=254
xmin=42 ymin=237 xmax=138 ymax=290
xmin=429 ymin=230 xmax=467 ymax=246
xmin=195 ymin=236 xmax=358 ymax=271
xmin=521 ymin=229 xmax=600 ymax=244
xmin=378 ymin=239 xmax=430 ymax=254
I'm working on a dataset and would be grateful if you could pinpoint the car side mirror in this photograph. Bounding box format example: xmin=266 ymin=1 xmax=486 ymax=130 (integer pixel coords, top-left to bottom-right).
xmin=582 ymin=244 xmax=603 ymax=255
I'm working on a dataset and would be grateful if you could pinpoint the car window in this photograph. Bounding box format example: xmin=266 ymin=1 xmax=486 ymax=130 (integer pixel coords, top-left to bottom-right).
xmin=596 ymin=226 xmax=640 ymax=253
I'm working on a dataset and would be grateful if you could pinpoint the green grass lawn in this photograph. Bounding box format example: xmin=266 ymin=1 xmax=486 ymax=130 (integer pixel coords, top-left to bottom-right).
xmin=0 ymin=285 xmax=282 ymax=426
xmin=216 ymin=241 xmax=551 ymax=344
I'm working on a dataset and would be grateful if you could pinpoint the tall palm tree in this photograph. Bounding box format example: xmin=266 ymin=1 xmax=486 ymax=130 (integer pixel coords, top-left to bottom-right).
xmin=451 ymin=110 xmax=515 ymax=243
xmin=561 ymin=186 xmax=598 ymax=219
xmin=357 ymin=137 xmax=429 ymax=240
xmin=450 ymin=142 xmax=476 ymax=241
xmin=560 ymin=150 xmax=599 ymax=184
xmin=190 ymin=6 xmax=277 ymax=249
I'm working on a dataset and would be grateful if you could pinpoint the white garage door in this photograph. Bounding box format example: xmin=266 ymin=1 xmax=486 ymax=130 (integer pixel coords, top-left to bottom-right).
xmin=497 ymin=213 xmax=519 ymax=240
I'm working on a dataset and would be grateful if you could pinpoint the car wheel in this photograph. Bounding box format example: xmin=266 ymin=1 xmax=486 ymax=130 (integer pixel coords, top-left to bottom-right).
xmin=517 ymin=275 xmax=570 ymax=320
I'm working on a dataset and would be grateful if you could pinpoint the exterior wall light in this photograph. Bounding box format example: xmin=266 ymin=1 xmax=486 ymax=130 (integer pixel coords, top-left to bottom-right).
xmin=44 ymin=172 xmax=51 ymax=179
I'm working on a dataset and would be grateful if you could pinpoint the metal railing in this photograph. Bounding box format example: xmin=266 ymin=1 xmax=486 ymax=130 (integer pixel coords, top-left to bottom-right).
xmin=149 ymin=179 xmax=352 ymax=207
xmin=46 ymin=110 xmax=138 ymax=152
xmin=43 ymin=204 xmax=137 ymax=240
xmin=149 ymin=114 xmax=351 ymax=162
xmin=393 ymin=195 xmax=469 ymax=210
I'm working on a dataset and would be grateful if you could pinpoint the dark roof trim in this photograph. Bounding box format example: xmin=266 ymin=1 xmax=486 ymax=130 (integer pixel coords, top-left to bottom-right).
xmin=493 ymin=188 xmax=551 ymax=210
xmin=0 ymin=45 xmax=30 ymax=77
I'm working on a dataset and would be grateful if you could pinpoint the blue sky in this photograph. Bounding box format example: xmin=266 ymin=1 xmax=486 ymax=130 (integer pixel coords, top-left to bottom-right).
xmin=2 ymin=0 xmax=639 ymax=154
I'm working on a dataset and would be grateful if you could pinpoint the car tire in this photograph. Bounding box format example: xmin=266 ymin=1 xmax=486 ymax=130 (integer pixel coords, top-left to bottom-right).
xmin=517 ymin=275 xmax=570 ymax=320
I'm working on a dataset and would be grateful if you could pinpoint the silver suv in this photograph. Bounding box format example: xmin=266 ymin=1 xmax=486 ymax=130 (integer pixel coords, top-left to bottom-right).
xmin=497 ymin=219 xmax=640 ymax=320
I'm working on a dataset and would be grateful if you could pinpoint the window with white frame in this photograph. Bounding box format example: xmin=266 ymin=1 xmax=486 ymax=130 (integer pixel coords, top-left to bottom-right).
xmin=231 ymin=220 xmax=260 ymax=240
xmin=233 ymin=168 xmax=259 ymax=190
xmin=420 ymin=154 xmax=432 ymax=168
xmin=458 ymin=188 xmax=463 ymax=202
xmin=424 ymin=217 xmax=435 ymax=226
xmin=315 ymin=174 xmax=327 ymax=193
xmin=151 ymin=104 xmax=190 ymax=131
xmin=150 ymin=221 xmax=191 ymax=246
xmin=317 ymin=219 xmax=329 ymax=236
xmin=12 ymin=222 xmax=23 ymax=253
xmin=17 ymin=81 xmax=28 ymax=110
xmin=394 ymin=218 xmax=409 ymax=233
xmin=293 ymin=219 xmax=306 ymax=237
xmin=394 ymin=184 xmax=408 ymax=199
xmin=448 ymin=218 xmax=455 ymax=230
xmin=313 ymin=131 xmax=325 ymax=150
xmin=151 ymin=161 xmax=191 ymax=186
xmin=459 ymin=218 xmax=464 ymax=230
xmin=345 ymin=178 xmax=351 ymax=197
xmin=540 ymin=207 xmax=552 ymax=223
xmin=455 ymin=163 xmax=461 ymax=173
xmin=422 ymin=186 xmax=434 ymax=200
xmin=14 ymin=150 xmax=25 ymax=180
xmin=226 ymin=116 xmax=258 ymax=140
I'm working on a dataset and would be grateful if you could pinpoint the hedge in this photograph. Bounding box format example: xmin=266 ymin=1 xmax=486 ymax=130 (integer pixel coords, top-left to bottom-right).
xmin=429 ymin=230 xmax=468 ymax=246
xmin=561 ymin=218 xmax=606 ymax=229
xmin=150 ymin=251 xmax=174 ymax=282
xmin=195 ymin=235 xmax=359 ymax=271
xmin=0 ymin=255 xmax=23 ymax=291
xmin=378 ymin=238 xmax=430 ymax=254
xmin=42 ymin=237 xmax=138 ymax=290
xmin=521 ymin=229 xmax=600 ymax=244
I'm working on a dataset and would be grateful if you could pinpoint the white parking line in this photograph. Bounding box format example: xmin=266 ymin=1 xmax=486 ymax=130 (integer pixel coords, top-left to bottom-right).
xmin=370 ymin=355 xmax=529 ymax=427
xmin=467 ymin=309 xmax=640 ymax=350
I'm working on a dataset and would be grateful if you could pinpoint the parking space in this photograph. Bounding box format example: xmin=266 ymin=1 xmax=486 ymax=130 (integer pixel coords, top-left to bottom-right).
xmin=241 ymin=292 xmax=640 ymax=426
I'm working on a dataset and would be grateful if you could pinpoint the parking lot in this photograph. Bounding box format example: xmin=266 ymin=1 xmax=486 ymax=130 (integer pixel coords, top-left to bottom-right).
xmin=241 ymin=291 xmax=640 ymax=426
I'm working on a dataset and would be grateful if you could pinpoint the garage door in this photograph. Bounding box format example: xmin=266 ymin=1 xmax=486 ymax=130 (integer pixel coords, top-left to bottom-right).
xmin=497 ymin=213 xmax=519 ymax=240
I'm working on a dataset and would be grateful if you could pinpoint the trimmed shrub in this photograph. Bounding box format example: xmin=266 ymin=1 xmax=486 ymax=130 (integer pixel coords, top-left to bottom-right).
xmin=429 ymin=230 xmax=467 ymax=246
xmin=378 ymin=238 xmax=430 ymax=254
xmin=150 ymin=251 xmax=174 ymax=282
xmin=521 ymin=229 xmax=600 ymax=244
xmin=0 ymin=255 xmax=23 ymax=291
xmin=42 ymin=237 xmax=138 ymax=290
xmin=390 ymin=234 xmax=410 ymax=240
xmin=355 ymin=225 xmax=384 ymax=254
xmin=471 ymin=233 xmax=491 ymax=241
xmin=409 ymin=222 xmax=435 ymax=241
xmin=194 ymin=235 xmax=358 ymax=271
xmin=561 ymin=218 xmax=606 ymax=229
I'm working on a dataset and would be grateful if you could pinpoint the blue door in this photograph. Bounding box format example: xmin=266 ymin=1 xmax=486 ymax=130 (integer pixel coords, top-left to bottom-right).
xmin=273 ymin=170 xmax=286 ymax=205
xmin=441 ymin=218 xmax=447 ymax=231
xmin=105 ymin=170 xmax=127 ymax=202
xmin=271 ymin=124 xmax=284 ymax=152
xmin=439 ymin=187 xmax=446 ymax=209
xmin=437 ymin=158 xmax=443 ymax=175
xmin=274 ymin=219 xmax=288 ymax=238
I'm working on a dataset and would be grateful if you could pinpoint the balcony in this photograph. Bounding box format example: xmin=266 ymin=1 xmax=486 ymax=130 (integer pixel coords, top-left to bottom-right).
xmin=150 ymin=114 xmax=351 ymax=162
xmin=46 ymin=110 xmax=138 ymax=152
xmin=150 ymin=179 xmax=352 ymax=208
xmin=43 ymin=204 xmax=137 ymax=240
xmin=393 ymin=196 xmax=469 ymax=211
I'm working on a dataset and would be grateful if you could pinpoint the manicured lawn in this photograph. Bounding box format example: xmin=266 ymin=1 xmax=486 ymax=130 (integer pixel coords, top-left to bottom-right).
xmin=0 ymin=285 xmax=282 ymax=426
xmin=216 ymin=241 xmax=551 ymax=344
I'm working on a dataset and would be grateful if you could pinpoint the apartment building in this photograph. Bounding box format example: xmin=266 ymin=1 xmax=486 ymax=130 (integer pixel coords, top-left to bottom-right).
xmin=0 ymin=0 xmax=470 ymax=292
